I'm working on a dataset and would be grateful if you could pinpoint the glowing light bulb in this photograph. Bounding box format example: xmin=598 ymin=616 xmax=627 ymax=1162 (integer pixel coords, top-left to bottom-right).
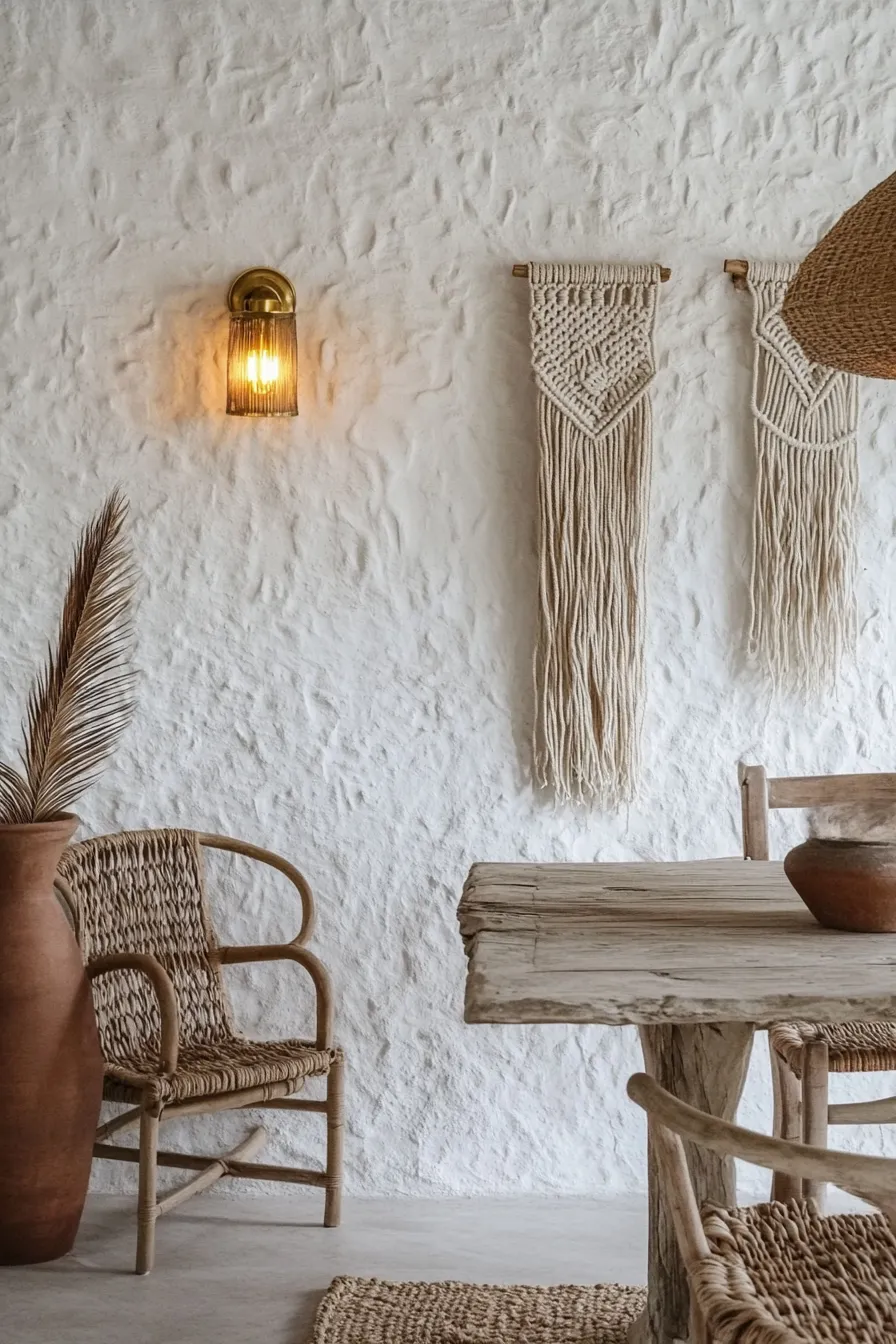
xmin=246 ymin=350 xmax=280 ymax=394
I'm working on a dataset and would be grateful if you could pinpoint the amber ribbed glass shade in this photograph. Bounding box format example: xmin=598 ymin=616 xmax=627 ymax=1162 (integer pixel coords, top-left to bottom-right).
xmin=226 ymin=312 xmax=298 ymax=416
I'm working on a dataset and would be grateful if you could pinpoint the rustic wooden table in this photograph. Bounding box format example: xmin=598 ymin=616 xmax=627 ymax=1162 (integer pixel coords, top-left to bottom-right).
xmin=457 ymin=858 xmax=896 ymax=1344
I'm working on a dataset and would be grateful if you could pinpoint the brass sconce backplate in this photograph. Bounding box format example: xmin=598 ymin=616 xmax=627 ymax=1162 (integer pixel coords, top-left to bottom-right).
xmin=228 ymin=267 xmax=296 ymax=315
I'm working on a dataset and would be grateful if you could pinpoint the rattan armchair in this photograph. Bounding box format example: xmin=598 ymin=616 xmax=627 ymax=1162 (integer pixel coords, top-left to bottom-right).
xmin=629 ymin=1071 xmax=896 ymax=1344
xmin=55 ymin=828 xmax=344 ymax=1275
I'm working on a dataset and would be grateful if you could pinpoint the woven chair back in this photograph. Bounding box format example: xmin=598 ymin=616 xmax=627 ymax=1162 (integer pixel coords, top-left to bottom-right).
xmin=59 ymin=829 xmax=233 ymax=1061
xmin=782 ymin=169 xmax=896 ymax=378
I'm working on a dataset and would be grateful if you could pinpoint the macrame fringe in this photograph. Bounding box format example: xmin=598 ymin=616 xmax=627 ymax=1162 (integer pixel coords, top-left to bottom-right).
xmin=747 ymin=261 xmax=859 ymax=695
xmin=749 ymin=436 xmax=858 ymax=696
xmin=534 ymin=396 xmax=650 ymax=805
xmin=529 ymin=262 xmax=659 ymax=806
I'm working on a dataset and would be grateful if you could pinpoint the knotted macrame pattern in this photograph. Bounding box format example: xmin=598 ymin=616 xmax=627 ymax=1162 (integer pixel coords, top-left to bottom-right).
xmin=747 ymin=261 xmax=859 ymax=694
xmin=529 ymin=262 xmax=660 ymax=806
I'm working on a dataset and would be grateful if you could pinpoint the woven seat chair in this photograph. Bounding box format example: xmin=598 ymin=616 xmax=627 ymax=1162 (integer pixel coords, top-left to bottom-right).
xmin=55 ymin=828 xmax=344 ymax=1275
xmin=740 ymin=765 xmax=896 ymax=1207
xmin=629 ymin=1071 xmax=896 ymax=1344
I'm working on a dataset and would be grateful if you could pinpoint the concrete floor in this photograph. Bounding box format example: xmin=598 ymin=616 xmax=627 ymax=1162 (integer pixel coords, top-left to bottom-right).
xmin=2 ymin=1195 xmax=648 ymax=1344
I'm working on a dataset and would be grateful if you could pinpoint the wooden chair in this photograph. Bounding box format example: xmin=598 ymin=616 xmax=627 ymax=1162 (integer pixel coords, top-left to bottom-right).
xmin=740 ymin=764 xmax=896 ymax=1205
xmin=55 ymin=828 xmax=344 ymax=1275
xmin=629 ymin=1070 xmax=896 ymax=1344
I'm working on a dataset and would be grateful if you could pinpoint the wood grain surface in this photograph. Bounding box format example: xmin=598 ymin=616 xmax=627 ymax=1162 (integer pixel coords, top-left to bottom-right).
xmin=458 ymin=859 xmax=896 ymax=1026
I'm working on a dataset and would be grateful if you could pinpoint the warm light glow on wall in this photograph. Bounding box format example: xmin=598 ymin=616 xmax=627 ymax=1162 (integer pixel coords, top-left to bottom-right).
xmin=226 ymin=268 xmax=298 ymax=416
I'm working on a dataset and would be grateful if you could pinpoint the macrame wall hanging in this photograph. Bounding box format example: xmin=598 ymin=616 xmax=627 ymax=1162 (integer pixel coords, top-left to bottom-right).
xmin=527 ymin=261 xmax=662 ymax=806
xmin=742 ymin=260 xmax=860 ymax=694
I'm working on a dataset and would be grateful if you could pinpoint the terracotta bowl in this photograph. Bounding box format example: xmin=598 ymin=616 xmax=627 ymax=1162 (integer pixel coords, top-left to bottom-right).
xmin=784 ymin=838 xmax=896 ymax=932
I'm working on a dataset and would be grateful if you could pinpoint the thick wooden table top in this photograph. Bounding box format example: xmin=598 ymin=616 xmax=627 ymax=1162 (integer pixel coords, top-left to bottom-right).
xmin=458 ymin=858 xmax=896 ymax=1027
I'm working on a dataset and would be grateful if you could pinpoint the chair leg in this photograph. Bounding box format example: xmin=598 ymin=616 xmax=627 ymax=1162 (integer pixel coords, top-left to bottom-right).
xmin=770 ymin=1040 xmax=802 ymax=1202
xmin=801 ymin=1042 xmax=829 ymax=1210
xmin=324 ymin=1055 xmax=344 ymax=1228
xmin=136 ymin=1106 xmax=160 ymax=1275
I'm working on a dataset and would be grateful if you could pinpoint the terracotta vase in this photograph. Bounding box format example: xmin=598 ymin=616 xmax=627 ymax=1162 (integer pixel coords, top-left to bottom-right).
xmin=0 ymin=816 xmax=103 ymax=1263
xmin=784 ymin=838 xmax=896 ymax=933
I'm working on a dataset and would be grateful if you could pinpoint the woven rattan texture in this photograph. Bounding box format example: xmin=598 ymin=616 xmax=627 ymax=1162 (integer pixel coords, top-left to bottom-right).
xmin=694 ymin=1201 xmax=896 ymax=1344
xmin=770 ymin=1021 xmax=896 ymax=1078
xmin=60 ymin=829 xmax=335 ymax=1104
xmin=100 ymin=1038 xmax=337 ymax=1106
xmin=312 ymin=1278 xmax=645 ymax=1344
xmin=781 ymin=170 xmax=896 ymax=379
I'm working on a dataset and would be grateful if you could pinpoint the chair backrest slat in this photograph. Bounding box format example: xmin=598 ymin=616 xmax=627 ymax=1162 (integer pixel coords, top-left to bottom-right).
xmin=740 ymin=764 xmax=896 ymax=860
xmin=59 ymin=829 xmax=233 ymax=1062
xmin=769 ymin=773 xmax=896 ymax=809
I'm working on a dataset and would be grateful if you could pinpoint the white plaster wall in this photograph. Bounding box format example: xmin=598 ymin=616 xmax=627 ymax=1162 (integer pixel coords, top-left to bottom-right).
xmin=2 ymin=0 xmax=896 ymax=1199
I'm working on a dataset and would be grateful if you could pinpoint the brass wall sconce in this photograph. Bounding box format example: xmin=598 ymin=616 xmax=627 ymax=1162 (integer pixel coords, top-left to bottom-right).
xmin=226 ymin=268 xmax=298 ymax=416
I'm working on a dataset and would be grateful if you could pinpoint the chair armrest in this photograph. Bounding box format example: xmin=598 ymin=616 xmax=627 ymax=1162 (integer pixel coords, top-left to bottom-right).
xmin=628 ymin=1072 xmax=896 ymax=1213
xmin=197 ymin=834 xmax=315 ymax=944
xmin=86 ymin=952 xmax=180 ymax=1076
xmin=218 ymin=944 xmax=333 ymax=1050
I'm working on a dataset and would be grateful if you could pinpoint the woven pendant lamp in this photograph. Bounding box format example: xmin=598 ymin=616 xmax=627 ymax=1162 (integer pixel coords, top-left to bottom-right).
xmin=782 ymin=170 xmax=896 ymax=378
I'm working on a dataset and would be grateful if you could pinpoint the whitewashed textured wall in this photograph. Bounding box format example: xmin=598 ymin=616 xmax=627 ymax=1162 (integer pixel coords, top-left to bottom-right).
xmin=2 ymin=0 xmax=896 ymax=1198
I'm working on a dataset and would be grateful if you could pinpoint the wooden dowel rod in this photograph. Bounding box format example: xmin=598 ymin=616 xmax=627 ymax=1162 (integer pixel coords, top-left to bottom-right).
xmin=224 ymin=1160 xmax=328 ymax=1186
xmin=95 ymin=1143 xmax=226 ymax=1171
xmin=258 ymin=1098 xmax=328 ymax=1113
xmin=724 ymin=258 xmax=749 ymax=290
xmin=155 ymin=1126 xmax=268 ymax=1216
xmin=94 ymin=1142 xmax=328 ymax=1187
xmin=93 ymin=1085 xmax=316 ymax=1142
xmin=161 ymin=1084 xmax=299 ymax=1122
xmin=512 ymin=263 xmax=671 ymax=282
xmin=829 ymin=1095 xmax=896 ymax=1126
xmin=95 ymin=1106 xmax=142 ymax=1141
xmin=156 ymin=1159 xmax=229 ymax=1215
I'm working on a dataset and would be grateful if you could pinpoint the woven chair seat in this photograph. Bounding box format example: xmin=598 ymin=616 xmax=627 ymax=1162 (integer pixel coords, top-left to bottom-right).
xmin=104 ymin=1037 xmax=340 ymax=1106
xmin=770 ymin=1021 xmax=896 ymax=1077
xmin=693 ymin=1201 xmax=896 ymax=1343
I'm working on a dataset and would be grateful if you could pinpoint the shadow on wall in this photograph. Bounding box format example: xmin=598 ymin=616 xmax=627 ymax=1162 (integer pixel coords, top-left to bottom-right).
xmin=152 ymin=284 xmax=226 ymax=424
xmin=723 ymin=284 xmax=759 ymax=680
xmin=472 ymin=264 xmax=539 ymax=791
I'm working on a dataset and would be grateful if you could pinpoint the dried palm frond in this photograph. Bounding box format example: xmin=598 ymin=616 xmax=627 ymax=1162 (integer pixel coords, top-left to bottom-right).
xmin=0 ymin=761 xmax=31 ymax=825
xmin=0 ymin=489 xmax=137 ymax=825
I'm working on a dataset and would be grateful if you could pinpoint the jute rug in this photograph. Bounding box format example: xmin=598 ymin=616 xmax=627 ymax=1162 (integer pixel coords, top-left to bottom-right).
xmin=312 ymin=1277 xmax=646 ymax=1344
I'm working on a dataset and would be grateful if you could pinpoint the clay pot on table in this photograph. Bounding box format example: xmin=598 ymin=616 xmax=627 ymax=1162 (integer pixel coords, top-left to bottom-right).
xmin=784 ymin=838 xmax=896 ymax=933
xmin=0 ymin=816 xmax=103 ymax=1263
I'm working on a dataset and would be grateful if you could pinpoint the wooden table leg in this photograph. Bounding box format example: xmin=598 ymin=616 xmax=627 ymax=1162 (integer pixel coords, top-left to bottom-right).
xmin=628 ymin=1023 xmax=755 ymax=1344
